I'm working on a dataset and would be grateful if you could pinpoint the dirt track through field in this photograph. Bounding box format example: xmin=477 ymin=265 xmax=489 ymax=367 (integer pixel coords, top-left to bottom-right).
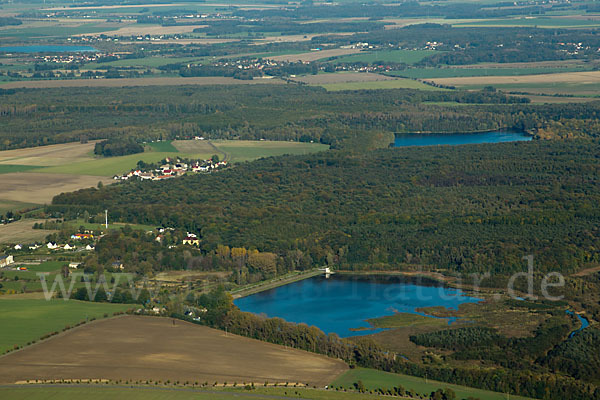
xmin=0 ymin=316 xmax=347 ymax=386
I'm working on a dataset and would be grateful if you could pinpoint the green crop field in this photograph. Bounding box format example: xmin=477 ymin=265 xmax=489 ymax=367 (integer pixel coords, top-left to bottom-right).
xmin=321 ymin=79 xmax=444 ymax=92
xmin=0 ymin=299 xmax=131 ymax=353
xmin=147 ymin=141 xmax=179 ymax=153
xmin=331 ymin=50 xmax=436 ymax=65
xmin=212 ymin=140 xmax=329 ymax=163
xmin=0 ymin=165 xmax=42 ymax=174
xmin=0 ymin=386 xmax=389 ymax=400
xmin=331 ymin=368 xmax=533 ymax=400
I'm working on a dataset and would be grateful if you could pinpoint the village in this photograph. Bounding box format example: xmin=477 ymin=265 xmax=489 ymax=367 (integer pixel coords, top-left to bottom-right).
xmin=113 ymin=156 xmax=228 ymax=181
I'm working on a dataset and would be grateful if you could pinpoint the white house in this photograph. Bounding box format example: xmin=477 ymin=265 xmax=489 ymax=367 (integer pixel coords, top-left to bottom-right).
xmin=69 ymin=262 xmax=81 ymax=269
xmin=0 ymin=255 xmax=14 ymax=267
xmin=63 ymin=244 xmax=75 ymax=250
xmin=13 ymin=244 xmax=22 ymax=250
xmin=85 ymin=244 xmax=95 ymax=251
xmin=47 ymin=242 xmax=58 ymax=249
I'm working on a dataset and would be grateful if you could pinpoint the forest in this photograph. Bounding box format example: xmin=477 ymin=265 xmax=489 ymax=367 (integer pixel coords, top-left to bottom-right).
xmin=2 ymin=84 xmax=600 ymax=152
xmin=51 ymin=138 xmax=600 ymax=279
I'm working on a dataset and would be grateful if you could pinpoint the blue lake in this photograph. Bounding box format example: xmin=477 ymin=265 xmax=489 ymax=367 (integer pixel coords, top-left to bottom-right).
xmin=394 ymin=131 xmax=532 ymax=147
xmin=0 ymin=45 xmax=97 ymax=53
xmin=234 ymin=275 xmax=481 ymax=338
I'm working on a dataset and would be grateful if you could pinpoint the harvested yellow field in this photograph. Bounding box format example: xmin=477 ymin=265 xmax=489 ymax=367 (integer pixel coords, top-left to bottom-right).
xmin=0 ymin=173 xmax=111 ymax=204
xmin=0 ymin=219 xmax=55 ymax=245
xmin=0 ymin=316 xmax=347 ymax=386
xmin=0 ymin=142 xmax=95 ymax=167
xmin=429 ymin=70 xmax=600 ymax=87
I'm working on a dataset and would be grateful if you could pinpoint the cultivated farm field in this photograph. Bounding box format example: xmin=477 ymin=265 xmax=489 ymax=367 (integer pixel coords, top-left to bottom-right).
xmin=0 ymin=316 xmax=348 ymax=386
xmin=0 ymin=173 xmax=111 ymax=204
xmin=0 ymin=298 xmax=132 ymax=354
xmin=428 ymin=70 xmax=600 ymax=97
xmin=0 ymin=219 xmax=54 ymax=245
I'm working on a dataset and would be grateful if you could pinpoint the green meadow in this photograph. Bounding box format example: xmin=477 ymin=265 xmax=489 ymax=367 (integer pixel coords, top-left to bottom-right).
xmin=330 ymin=50 xmax=436 ymax=65
xmin=147 ymin=141 xmax=180 ymax=153
xmin=212 ymin=140 xmax=329 ymax=163
xmin=331 ymin=368 xmax=533 ymax=400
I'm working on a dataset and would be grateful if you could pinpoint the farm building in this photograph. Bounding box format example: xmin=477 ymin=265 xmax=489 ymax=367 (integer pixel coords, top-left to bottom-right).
xmin=0 ymin=255 xmax=14 ymax=267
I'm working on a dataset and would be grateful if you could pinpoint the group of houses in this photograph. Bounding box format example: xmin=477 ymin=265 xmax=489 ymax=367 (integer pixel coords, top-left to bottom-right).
xmin=113 ymin=158 xmax=227 ymax=181
xmin=44 ymin=242 xmax=95 ymax=251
